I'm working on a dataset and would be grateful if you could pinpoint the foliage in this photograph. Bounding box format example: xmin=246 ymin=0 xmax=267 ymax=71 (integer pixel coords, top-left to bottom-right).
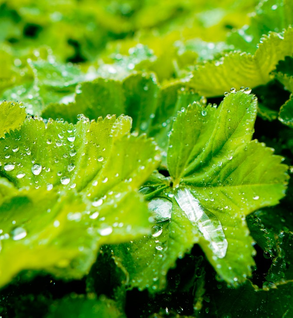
xmin=0 ymin=0 xmax=293 ymax=317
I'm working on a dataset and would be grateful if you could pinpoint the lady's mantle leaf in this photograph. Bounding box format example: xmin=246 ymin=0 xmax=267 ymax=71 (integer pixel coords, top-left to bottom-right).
xmin=111 ymin=91 xmax=288 ymax=291
xmin=0 ymin=114 xmax=160 ymax=287
xmin=0 ymin=101 xmax=26 ymax=138
xmin=279 ymin=95 xmax=293 ymax=127
xmin=198 ymin=278 xmax=293 ymax=318
xmin=191 ymin=27 xmax=293 ymax=97
xmin=228 ymin=0 xmax=293 ymax=54
xmin=2 ymin=59 xmax=85 ymax=116
xmin=42 ymin=73 xmax=201 ymax=157
xmin=46 ymin=295 xmax=125 ymax=318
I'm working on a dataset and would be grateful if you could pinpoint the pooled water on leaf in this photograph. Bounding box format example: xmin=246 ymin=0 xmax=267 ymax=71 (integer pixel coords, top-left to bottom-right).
xmin=148 ymin=198 xmax=172 ymax=222
xmin=175 ymin=188 xmax=228 ymax=258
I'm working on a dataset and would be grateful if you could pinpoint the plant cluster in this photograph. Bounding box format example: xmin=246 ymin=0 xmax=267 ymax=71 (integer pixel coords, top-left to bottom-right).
xmin=0 ymin=0 xmax=293 ymax=317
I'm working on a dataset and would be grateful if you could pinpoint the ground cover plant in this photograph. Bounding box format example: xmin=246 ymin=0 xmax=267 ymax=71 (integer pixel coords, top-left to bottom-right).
xmin=0 ymin=0 xmax=293 ymax=317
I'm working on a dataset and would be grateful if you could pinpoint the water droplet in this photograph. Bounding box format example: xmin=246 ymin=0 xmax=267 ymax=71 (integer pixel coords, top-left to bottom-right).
xmin=32 ymin=164 xmax=42 ymax=175
xmin=102 ymin=177 xmax=108 ymax=183
xmin=4 ymin=164 xmax=15 ymax=171
xmin=12 ymin=147 xmax=19 ymax=153
xmin=253 ymin=196 xmax=259 ymax=200
xmin=11 ymin=227 xmax=27 ymax=241
xmin=152 ymin=225 xmax=163 ymax=237
xmin=201 ymin=110 xmax=207 ymax=116
xmin=90 ymin=212 xmax=99 ymax=219
xmin=92 ymin=198 xmax=103 ymax=207
xmin=67 ymin=212 xmax=82 ymax=221
xmin=140 ymin=121 xmax=148 ymax=131
xmin=271 ymin=4 xmax=278 ymax=10
xmin=230 ymin=87 xmax=236 ymax=93
xmin=99 ymin=227 xmax=113 ymax=236
xmin=243 ymin=87 xmax=252 ymax=94
xmin=155 ymin=246 xmax=163 ymax=251
xmin=54 ymin=220 xmax=60 ymax=227
xmin=67 ymin=136 xmax=75 ymax=142
xmin=98 ymin=156 xmax=104 ymax=162
xmin=16 ymin=173 xmax=26 ymax=179
xmin=61 ymin=177 xmax=70 ymax=185
xmin=47 ymin=183 xmax=53 ymax=190
xmin=67 ymin=163 xmax=75 ymax=172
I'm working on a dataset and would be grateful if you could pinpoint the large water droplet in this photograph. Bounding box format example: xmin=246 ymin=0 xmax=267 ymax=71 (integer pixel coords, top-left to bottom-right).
xmin=148 ymin=198 xmax=172 ymax=222
xmin=11 ymin=227 xmax=27 ymax=241
xmin=67 ymin=163 xmax=75 ymax=172
xmin=152 ymin=225 xmax=163 ymax=237
xmin=92 ymin=198 xmax=103 ymax=207
xmin=4 ymin=164 xmax=15 ymax=172
xmin=67 ymin=136 xmax=75 ymax=142
xmin=99 ymin=227 xmax=113 ymax=236
xmin=243 ymin=87 xmax=252 ymax=94
xmin=32 ymin=164 xmax=42 ymax=175
xmin=61 ymin=177 xmax=70 ymax=185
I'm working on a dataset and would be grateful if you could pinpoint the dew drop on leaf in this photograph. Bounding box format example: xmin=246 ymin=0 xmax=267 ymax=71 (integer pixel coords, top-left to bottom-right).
xmin=11 ymin=227 xmax=27 ymax=241
xmin=4 ymin=164 xmax=15 ymax=172
xmin=99 ymin=227 xmax=113 ymax=236
xmin=152 ymin=225 xmax=163 ymax=237
xmin=243 ymin=87 xmax=252 ymax=94
xmin=61 ymin=177 xmax=70 ymax=185
xmin=92 ymin=198 xmax=103 ymax=207
xmin=31 ymin=164 xmax=42 ymax=175
xmin=16 ymin=173 xmax=25 ymax=179
xmin=67 ymin=136 xmax=75 ymax=142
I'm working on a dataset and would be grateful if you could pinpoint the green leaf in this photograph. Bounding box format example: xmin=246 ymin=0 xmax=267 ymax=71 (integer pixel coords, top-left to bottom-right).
xmin=246 ymin=186 xmax=293 ymax=288
xmin=0 ymin=101 xmax=26 ymax=138
xmin=253 ymin=81 xmax=290 ymax=121
xmin=198 ymin=279 xmax=293 ymax=318
xmin=2 ymin=59 xmax=85 ymax=115
xmin=191 ymin=27 xmax=293 ymax=97
xmin=112 ymin=194 xmax=200 ymax=292
xmin=42 ymin=73 xmax=202 ymax=158
xmin=279 ymin=94 xmax=293 ymax=127
xmin=0 ymin=114 xmax=160 ymax=287
xmin=273 ymin=56 xmax=293 ymax=93
xmin=228 ymin=0 xmax=293 ymax=54
xmin=111 ymin=91 xmax=288 ymax=291
xmin=42 ymin=78 xmax=125 ymax=124
xmin=46 ymin=295 xmax=125 ymax=318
